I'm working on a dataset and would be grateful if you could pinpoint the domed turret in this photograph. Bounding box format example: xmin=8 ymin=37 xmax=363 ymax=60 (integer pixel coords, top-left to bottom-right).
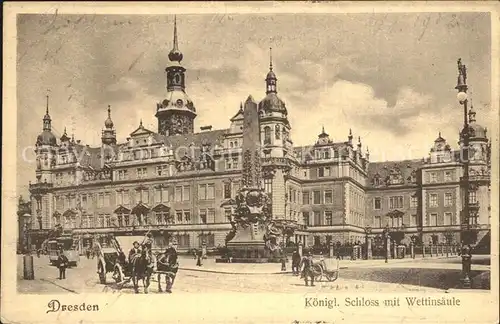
xmin=104 ymin=105 xmax=114 ymax=129
xmin=468 ymin=104 xmax=487 ymax=139
xmin=102 ymin=105 xmax=117 ymax=145
xmin=258 ymin=47 xmax=288 ymax=115
xmin=36 ymin=95 xmax=57 ymax=146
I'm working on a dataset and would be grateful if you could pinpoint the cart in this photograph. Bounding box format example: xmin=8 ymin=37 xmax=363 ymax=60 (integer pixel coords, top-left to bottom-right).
xmin=311 ymin=259 xmax=339 ymax=282
xmin=95 ymin=235 xmax=143 ymax=285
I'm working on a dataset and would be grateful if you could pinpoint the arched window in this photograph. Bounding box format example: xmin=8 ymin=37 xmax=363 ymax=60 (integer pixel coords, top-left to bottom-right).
xmin=264 ymin=126 xmax=271 ymax=145
xmin=275 ymin=125 xmax=281 ymax=140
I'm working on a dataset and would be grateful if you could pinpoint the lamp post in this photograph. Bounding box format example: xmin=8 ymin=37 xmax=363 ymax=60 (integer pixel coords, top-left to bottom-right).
xmin=455 ymin=58 xmax=472 ymax=288
xmin=383 ymin=224 xmax=390 ymax=263
xmin=365 ymin=226 xmax=372 ymax=260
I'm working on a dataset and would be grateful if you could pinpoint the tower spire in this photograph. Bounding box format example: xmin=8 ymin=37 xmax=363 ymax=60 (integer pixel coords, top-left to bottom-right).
xmin=168 ymin=15 xmax=183 ymax=63
xmin=269 ymin=47 xmax=273 ymax=71
xmin=43 ymin=91 xmax=52 ymax=131
xmin=265 ymin=47 xmax=277 ymax=94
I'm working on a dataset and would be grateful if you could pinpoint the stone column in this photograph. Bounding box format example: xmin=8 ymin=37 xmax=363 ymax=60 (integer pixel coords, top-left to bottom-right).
xmin=392 ymin=240 xmax=397 ymax=259
xmin=386 ymin=236 xmax=391 ymax=261
xmin=367 ymin=237 xmax=372 ymax=259
xmin=410 ymin=242 xmax=415 ymax=259
xmin=329 ymin=241 xmax=334 ymax=258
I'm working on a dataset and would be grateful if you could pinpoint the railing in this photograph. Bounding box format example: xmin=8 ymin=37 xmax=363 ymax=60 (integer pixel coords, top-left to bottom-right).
xmin=29 ymin=182 xmax=54 ymax=191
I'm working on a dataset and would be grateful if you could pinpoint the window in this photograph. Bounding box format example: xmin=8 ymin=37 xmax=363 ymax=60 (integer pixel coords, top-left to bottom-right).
xmin=175 ymin=186 xmax=182 ymax=202
xmin=183 ymin=186 xmax=190 ymax=201
xmin=232 ymin=158 xmax=239 ymax=169
xmin=444 ymin=212 xmax=453 ymax=225
xmin=324 ymin=190 xmax=333 ymax=204
xmin=225 ymin=159 xmax=232 ymax=170
xmin=137 ymin=189 xmax=149 ymax=203
xmin=469 ymin=191 xmax=477 ymax=204
xmin=313 ymin=191 xmax=321 ymax=204
xmin=303 ymin=212 xmax=310 ymax=226
xmin=154 ymin=188 xmax=161 ymax=203
xmin=224 ymin=183 xmax=232 ymax=199
xmin=104 ymin=193 xmax=110 ymax=207
xmin=429 ymin=194 xmax=438 ymax=207
xmin=275 ymin=125 xmax=281 ymax=140
xmin=410 ymin=196 xmax=418 ymax=208
xmin=176 ymin=211 xmax=183 ymax=223
xmin=137 ymin=167 xmax=147 ymax=179
xmin=430 ymin=172 xmax=437 ymax=183
xmin=444 ymin=171 xmax=452 ymax=182
xmin=391 ymin=214 xmax=403 ymax=227
xmin=389 ymin=196 xmax=403 ymax=209
xmin=81 ymin=195 xmax=87 ymax=208
xmin=156 ymin=165 xmax=169 ymax=176
xmin=176 ymin=234 xmax=190 ymax=248
xmin=264 ymin=178 xmax=272 ymax=194
xmin=97 ymin=193 xmax=104 ymax=208
xmin=224 ymin=208 xmax=232 ymax=222
xmin=303 ymin=192 xmax=310 ymax=205
xmin=318 ymin=166 xmax=330 ymax=177
xmin=410 ymin=214 xmax=417 ymax=226
xmin=430 ymin=213 xmax=438 ymax=226
xmin=161 ymin=187 xmax=170 ymax=202
xmin=264 ymin=126 xmax=271 ymax=145
xmin=325 ymin=211 xmax=333 ymax=226
xmin=117 ymin=170 xmax=128 ymax=180
xmin=199 ymin=184 xmax=215 ymax=200
xmin=313 ymin=211 xmax=321 ymax=226
xmin=374 ymin=197 xmax=381 ymax=210
xmin=199 ymin=234 xmax=215 ymax=248
xmin=208 ymin=208 xmax=215 ymax=223
xmin=199 ymin=209 xmax=207 ymax=224
xmin=374 ymin=216 xmax=381 ymax=228
xmin=444 ymin=193 xmax=453 ymax=207
xmin=117 ymin=191 xmax=124 ymax=205
xmin=184 ymin=210 xmax=191 ymax=223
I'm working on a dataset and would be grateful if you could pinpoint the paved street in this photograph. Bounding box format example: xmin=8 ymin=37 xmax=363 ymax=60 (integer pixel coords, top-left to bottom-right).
xmin=17 ymin=254 xmax=490 ymax=294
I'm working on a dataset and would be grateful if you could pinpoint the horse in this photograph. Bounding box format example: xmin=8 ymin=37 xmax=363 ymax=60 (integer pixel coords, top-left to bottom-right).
xmin=156 ymin=251 xmax=178 ymax=293
xmin=129 ymin=248 xmax=155 ymax=294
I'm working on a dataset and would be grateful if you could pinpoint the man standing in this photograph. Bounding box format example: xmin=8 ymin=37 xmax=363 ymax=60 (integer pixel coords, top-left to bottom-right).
xmin=196 ymin=249 xmax=203 ymax=266
xmin=128 ymin=241 xmax=141 ymax=273
xmin=300 ymin=251 xmax=315 ymax=286
xmin=57 ymin=247 xmax=69 ymax=280
xmin=165 ymin=243 xmax=179 ymax=293
xmin=291 ymin=249 xmax=301 ymax=275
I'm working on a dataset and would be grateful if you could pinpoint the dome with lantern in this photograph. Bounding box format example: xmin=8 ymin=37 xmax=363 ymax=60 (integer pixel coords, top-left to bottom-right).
xmin=467 ymin=105 xmax=487 ymax=139
xmin=36 ymin=100 xmax=57 ymax=146
xmin=258 ymin=48 xmax=288 ymax=115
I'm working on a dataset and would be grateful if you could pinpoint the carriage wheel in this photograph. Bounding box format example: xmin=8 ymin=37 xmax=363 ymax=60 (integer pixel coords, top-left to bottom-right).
xmin=327 ymin=271 xmax=339 ymax=282
xmin=113 ymin=264 xmax=124 ymax=283
xmin=98 ymin=261 xmax=106 ymax=284
xmin=312 ymin=264 xmax=323 ymax=282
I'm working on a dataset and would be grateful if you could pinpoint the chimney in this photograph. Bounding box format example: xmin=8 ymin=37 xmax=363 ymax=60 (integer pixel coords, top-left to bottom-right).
xmin=200 ymin=125 xmax=213 ymax=131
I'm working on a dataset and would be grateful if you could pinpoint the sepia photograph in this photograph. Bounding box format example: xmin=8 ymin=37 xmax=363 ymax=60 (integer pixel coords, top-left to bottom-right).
xmin=3 ymin=2 xmax=499 ymax=324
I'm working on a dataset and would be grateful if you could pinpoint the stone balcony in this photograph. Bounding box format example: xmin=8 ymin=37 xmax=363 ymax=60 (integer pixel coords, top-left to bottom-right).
xmin=261 ymin=157 xmax=293 ymax=169
xmin=29 ymin=181 xmax=53 ymax=192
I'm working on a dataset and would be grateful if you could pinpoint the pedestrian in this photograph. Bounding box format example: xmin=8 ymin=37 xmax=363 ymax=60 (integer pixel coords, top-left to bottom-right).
xmin=280 ymin=250 xmax=287 ymax=271
xmin=196 ymin=249 xmax=203 ymax=266
xmin=57 ymin=248 xmax=69 ymax=280
xmin=291 ymin=249 xmax=301 ymax=275
xmin=36 ymin=249 xmax=41 ymax=258
xmin=300 ymin=251 xmax=315 ymax=286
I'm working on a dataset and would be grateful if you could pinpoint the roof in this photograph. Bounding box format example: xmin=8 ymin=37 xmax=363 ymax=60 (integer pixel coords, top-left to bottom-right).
xmin=293 ymin=142 xmax=350 ymax=162
xmin=70 ymin=129 xmax=228 ymax=171
xmin=367 ymin=159 xmax=424 ymax=188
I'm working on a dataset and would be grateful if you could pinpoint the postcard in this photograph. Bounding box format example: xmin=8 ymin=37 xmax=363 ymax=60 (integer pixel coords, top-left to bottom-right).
xmin=2 ymin=2 xmax=499 ymax=323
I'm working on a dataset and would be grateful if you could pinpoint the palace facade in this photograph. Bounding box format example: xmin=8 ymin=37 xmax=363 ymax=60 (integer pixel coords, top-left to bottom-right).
xmin=28 ymin=20 xmax=491 ymax=253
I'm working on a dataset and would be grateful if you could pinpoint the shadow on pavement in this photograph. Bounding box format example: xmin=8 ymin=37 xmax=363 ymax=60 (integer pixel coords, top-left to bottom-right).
xmin=338 ymin=267 xmax=490 ymax=290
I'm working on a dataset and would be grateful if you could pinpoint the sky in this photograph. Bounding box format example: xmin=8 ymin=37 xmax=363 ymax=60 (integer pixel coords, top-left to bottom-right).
xmin=16 ymin=12 xmax=493 ymax=198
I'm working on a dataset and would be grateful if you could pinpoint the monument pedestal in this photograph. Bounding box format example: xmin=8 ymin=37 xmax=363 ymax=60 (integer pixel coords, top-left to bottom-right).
xmin=217 ymin=223 xmax=280 ymax=263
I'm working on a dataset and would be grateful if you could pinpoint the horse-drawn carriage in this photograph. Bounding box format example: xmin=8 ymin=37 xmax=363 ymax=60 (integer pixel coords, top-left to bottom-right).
xmin=95 ymin=235 xmax=143 ymax=285
xmin=311 ymin=259 xmax=340 ymax=282
xmin=95 ymin=235 xmax=178 ymax=293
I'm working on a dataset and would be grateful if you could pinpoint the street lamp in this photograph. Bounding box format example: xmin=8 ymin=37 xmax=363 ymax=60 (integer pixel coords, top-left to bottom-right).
xmin=455 ymin=58 xmax=472 ymax=289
